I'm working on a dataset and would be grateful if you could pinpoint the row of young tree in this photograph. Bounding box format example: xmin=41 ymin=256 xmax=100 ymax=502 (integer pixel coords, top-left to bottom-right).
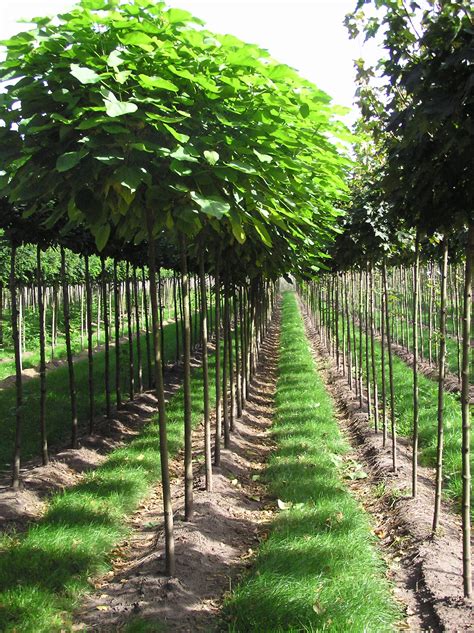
xmin=0 ymin=240 xmax=203 ymax=367
xmin=0 ymin=0 xmax=349 ymax=577
xmin=330 ymin=0 xmax=473 ymax=598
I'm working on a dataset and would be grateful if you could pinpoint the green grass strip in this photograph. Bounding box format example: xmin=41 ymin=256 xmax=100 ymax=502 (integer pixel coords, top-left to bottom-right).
xmin=226 ymin=291 xmax=400 ymax=632
xmin=0 ymin=340 xmax=218 ymax=632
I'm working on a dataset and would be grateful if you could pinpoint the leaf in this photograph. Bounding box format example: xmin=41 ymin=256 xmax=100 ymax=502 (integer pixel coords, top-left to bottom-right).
xmin=162 ymin=123 xmax=189 ymax=144
xmin=277 ymin=499 xmax=292 ymax=510
xmin=138 ymin=74 xmax=179 ymax=92
xmin=229 ymin=210 xmax=246 ymax=244
xmin=170 ymin=146 xmax=199 ymax=163
xmin=115 ymin=166 xmax=148 ymax=193
xmin=190 ymin=192 xmax=230 ymax=218
xmin=107 ymin=49 xmax=124 ymax=68
xmin=115 ymin=70 xmax=131 ymax=84
xmin=253 ymin=149 xmax=272 ymax=163
xmin=95 ymin=223 xmax=110 ymax=251
xmin=70 ymin=64 xmax=101 ymax=85
xmin=204 ymin=150 xmax=219 ymax=165
xmin=170 ymin=160 xmax=192 ymax=176
xmin=226 ymin=160 xmax=257 ymax=174
xmin=251 ymin=474 xmax=260 ymax=481
xmin=120 ymin=31 xmax=154 ymax=51
xmin=300 ymin=102 xmax=310 ymax=118
xmin=56 ymin=150 xmax=87 ymax=173
xmin=103 ymin=91 xmax=138 ymax=117
xmin=166 ymin=8 xmax=197 ymax=24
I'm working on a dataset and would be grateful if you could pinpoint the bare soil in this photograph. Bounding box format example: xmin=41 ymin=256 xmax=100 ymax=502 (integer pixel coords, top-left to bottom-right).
xmin=299 ymin=298 xmax=474 ymax=632
xmin=73 ymin=309 xmax=281 ymax=632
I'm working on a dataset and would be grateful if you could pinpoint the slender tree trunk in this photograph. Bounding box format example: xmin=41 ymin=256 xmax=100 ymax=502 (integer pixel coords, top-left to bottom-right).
xmin=158 ymin=269 xmax=165 ymax=369
xmin=461 ymin=221 xmax=473 ymax=598
xmin=142 ymin=267 xmax=152 ymax=389
xmin=173 ymin=275 xmax=180 ymax=364
xmin=358 ymin=271 xmax=364 ymax=409
xmin=125 ymin=263 xmax=135 ymax=401
xmin=383 ymin=259 xmax=396 ymax=471
xmin=365 ymin=267 xmax=371 ymax=419
xmin=239 ymin=286 xmax=247 ymax=408
xmin=335 ymin=275 xmax=340 ymax=370
xmin=61 ymin=247 xmax=78 ymax=448
xmin=228 ymin=289 xmax=235 ymax=433
xmin=455 ymin=265 xmax=462 ymax=383
xmin=37 ymin=246 xmax=48 ymax=465
xmin=381 ymin=274 xmax=387 ymax=447
xmin=114 ymin=260 xmax=122 ymax=408
xmin=79 ymin=281 xmax=84 ymax=351
xmin=412 ymin=235 xmax=420 ymax=497
xmin=214 ymin=252 xmax=222 ymax=466
xmin=133 ymin=267 xmax=143 ymax=393
xmin=199 ymin=254 xmax=212 ymax=491
xmin=146 ymin=210 xmax=175 ymax=576
xmin=344 ymin=273 xmax=353 ymax=390
xmin=369 ymin=264 xmax=379 ymax=432
xmin=10 ymin=246 xmax=22 ymax=489
xmin=433 ymin=239 xmax=448 ymax=532
xmin=85 ymin=255 xmax=94 ymax=432
xmin=101 ymin=257 xmax=111 ymax=417
xmin=181 ymin=237 xmax=193 ymax=520
xmin=223 ymin=280 xmax=230 ymax=448
xmin=233 ymin=288 xmax=242 ymax=418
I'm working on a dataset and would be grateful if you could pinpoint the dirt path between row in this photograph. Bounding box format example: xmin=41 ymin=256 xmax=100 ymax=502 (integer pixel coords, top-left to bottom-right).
xmin=299 ymin=297 xmax=474 ymax=632
xmin=73 ymin=307 xmax=281 ymax=632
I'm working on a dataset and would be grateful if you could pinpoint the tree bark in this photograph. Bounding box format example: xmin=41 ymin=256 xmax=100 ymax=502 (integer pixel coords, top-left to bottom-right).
xmin=214 ymin=251 xmax=222 ymax=466
xmin=61 ymin=247 xmax=78 ymax=448
xmin=101 ymin=257 xmax=111 ymax=417
xmin=433 ymin=239 xmax=448 ymax=532
xmin=85 ymin=255 xmax=95 ymax=432
xmin=412 ymin=234 xmax=420 ymax=497
xmin=133 ymin=267 xmax=143 ymax=393
xmin=199 ymin=254 xmax=212 ymax=492
xmin=141 ymin=267 xmax=152 ymax=389
xmin=180 ymin=237 xmax=193 ymax=520
xmin=461 ymin=221 xmax=473 ymax=598
xmin=383 ymin=259 xmax=396 ymax=472
xmin=113 ymin=260 xmax=122 ymax=408
xmin=37 ymin=246 xmax=48 ymax=465
xmin=125 ymin=262 xmax=135 ymax=401
xmin=10 ymin=246 xmax=22 ymax=489
xmin=146 ymin=209 xmax=175 ymax=576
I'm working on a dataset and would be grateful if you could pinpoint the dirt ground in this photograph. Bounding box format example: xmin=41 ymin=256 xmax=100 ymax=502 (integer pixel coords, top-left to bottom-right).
xmin=299 ymin=298 xmax=474 ymax=632
xmin=73 ymin=308 xmax=281 ymax=632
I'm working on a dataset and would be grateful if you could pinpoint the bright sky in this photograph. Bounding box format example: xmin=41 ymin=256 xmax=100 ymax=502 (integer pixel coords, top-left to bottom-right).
xmin=0 ymin=0 xmax=380 ymax=121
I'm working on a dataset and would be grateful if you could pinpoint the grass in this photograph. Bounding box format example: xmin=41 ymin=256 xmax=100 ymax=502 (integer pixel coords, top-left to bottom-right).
xmin=0 ymin=325 xmax=220 ymax=632
xmin=225 ymin=291 xmax=401 ymax=632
